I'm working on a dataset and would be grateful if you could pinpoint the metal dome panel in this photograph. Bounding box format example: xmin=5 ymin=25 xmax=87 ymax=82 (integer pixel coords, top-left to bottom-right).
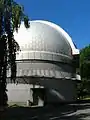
xmin=14 ymin=20 xmax=73 ymax=62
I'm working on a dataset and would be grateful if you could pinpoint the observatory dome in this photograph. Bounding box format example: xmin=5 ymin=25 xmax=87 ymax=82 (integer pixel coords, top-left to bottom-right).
xmin=14 ymin=20 xmax=75 ymax=61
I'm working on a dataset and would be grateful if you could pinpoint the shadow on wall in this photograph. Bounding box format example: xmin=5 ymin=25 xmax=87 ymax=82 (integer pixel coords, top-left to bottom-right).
xmin=50 ymin=89 xmax=65 ymax=100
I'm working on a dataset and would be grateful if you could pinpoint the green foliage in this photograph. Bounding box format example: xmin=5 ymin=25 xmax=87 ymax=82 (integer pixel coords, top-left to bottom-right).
xmin=12 ymin=1 xmax=30 ymax=31
xmin=80 ymin=45 xmax=90 ymax=79
xmin=77 ymin=45 xmax=90 ymax=99
xmin=77 ymin=79 xmax=89 ymax=99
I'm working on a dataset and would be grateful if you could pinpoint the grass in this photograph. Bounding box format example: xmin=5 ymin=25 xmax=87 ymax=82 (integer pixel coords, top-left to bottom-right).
xmin=83 ymin=97 xmax=90 ymax=100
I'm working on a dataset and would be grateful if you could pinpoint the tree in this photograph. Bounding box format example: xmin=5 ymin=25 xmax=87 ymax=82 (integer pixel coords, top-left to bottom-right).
xmin=0 ymin=0 xmax=29 ymax=108
xmin=80 ymin=45 xmax=90 ymax=79
xmin=77 ymin=45 xmax=90 ymax=99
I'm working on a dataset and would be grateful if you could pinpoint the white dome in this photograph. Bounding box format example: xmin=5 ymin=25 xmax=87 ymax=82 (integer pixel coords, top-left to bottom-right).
xmin=14 ymin=20 xmax=79 ymax=61
xmin=7 ymin=20 xmax=80 ymax=80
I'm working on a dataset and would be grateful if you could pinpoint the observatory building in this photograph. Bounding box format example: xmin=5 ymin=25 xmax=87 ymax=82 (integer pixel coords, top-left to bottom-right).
xmin=7 ymin=20 xmax=80 ymax=106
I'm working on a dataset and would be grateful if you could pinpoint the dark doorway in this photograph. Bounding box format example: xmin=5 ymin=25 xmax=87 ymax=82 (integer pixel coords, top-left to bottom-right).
xmin=31 ymin=88 xmax=47 ymax=106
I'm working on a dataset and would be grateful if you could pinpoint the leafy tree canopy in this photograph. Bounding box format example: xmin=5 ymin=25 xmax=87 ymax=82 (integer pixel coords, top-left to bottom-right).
xmin=80 ymin=44 xmax=90 ymax=79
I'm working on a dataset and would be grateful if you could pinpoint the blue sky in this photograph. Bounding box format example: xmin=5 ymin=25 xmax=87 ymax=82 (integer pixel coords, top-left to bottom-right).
xmin=15 ymin=0 xmax=90 ymax=49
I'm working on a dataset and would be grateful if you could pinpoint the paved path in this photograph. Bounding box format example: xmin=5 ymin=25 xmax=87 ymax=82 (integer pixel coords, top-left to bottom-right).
xmin=1 ymin=103 xmax=90 ymax=120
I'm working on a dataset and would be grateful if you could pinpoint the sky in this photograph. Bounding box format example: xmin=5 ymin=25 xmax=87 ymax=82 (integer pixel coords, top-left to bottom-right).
xmin=15 ymin=0 xmax=90 ymax=49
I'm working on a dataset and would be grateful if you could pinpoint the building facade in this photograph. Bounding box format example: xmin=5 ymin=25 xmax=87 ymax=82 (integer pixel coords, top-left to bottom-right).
xmin=7 ymin=20 xmax=80 ymax=106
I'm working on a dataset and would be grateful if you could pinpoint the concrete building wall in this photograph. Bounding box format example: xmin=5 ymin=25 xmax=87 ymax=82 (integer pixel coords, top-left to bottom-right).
xmin=45 ymin=80 xmax=77 ymax=103
xmin=33 ymin=78 xmax=77 ymax=102
xmin=7 ymin=79 xmax=77 ymax=105
xmin=7 ymin=84 xmax=33 ymax=103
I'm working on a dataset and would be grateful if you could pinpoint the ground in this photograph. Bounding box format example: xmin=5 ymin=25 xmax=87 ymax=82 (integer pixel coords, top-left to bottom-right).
xmin=1 ymin=102 xmax=90 ymax=120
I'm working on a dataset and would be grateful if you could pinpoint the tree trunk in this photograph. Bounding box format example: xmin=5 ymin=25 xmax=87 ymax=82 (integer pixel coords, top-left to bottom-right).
xmin=0 ymin=36 xmax=8 ymax=108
